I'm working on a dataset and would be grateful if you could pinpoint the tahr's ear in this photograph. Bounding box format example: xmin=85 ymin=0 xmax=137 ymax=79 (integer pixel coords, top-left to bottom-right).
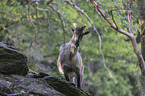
xmin=83 ymin=31 xmax=90 ymax=35
xmin=71 ymin=28 xmax=74 ymax=34
xmin=81 ymin=26 xmax=86 ymax=30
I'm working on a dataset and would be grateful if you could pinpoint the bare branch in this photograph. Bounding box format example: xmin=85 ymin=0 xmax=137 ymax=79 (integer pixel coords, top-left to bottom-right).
xmin=90 ymin=0 xmax=145 ymax=71
xmin=5 ymin=0 xmax=16 ymax=10
xmin=47 ymin=11 xmax=51 ymax=33
xmin=37 ymin=7 xmax=49 ymax=11
xmin=29 ymin=0 xmax=51 ymax=4
xmin=127 ymin=0 xmax=134 ymax=34
xmin=90 ymin=0 xmax=132 ymax=38
xmin=32 ymin=0 xmax=47 ymax=2
xmin=110 ymin=10 xmax=118 ymax=29
xmin=34 ymin=4 xmax=51 ymax=33
xmin=28 ymin=3 xmax=37 ymax=47
xmin=78 ymin=12 xmax=85 ymax=23
xmin=28 ymin=2 xmax=40 ymax=48
xmin=65 ymin=0 xmax=113 ymax=78
xmin=35 ymin=2 xmax=40 ymax=42
xmin=111 ymin=0 xmax=126 ymax=25
xmin=48 ymin=4 xmax=68 ymax=43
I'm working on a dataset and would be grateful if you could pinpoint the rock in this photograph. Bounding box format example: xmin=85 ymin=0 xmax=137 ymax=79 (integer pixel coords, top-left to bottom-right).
xmin=0 ymin=43 xmax=92 ymax=95
xmin=0 ymin=72 xmax=92 ymax=96
xmin=0 ymin=80 xmax=12 ymax=96
xmin=45 ymin=76 xmax=92 ymax=96
xmin=0 ymin=42 xmax=28 ymax=75
xmin=0 ymin=74 xmax=64 ymax=96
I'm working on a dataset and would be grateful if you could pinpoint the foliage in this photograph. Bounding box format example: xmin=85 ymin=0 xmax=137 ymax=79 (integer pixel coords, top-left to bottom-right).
xmin=0 ymin=0 xmax=141 ymax=96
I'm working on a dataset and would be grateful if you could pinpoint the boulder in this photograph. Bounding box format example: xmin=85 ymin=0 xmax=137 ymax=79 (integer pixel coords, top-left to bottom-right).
xmin=0 ymin=72 xmax=92 ymax=96
xmin=0 ymin=42 xmax=28 ymax=75
xmin=45 ymin=76 xmax=91 ymax=96
xmin=0 ymin=43 xmax=92 ymax=96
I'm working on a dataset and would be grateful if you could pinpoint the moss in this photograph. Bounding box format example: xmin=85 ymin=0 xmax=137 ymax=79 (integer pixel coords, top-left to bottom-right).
xmin=44 ymin=76 xmax=92 ymax=96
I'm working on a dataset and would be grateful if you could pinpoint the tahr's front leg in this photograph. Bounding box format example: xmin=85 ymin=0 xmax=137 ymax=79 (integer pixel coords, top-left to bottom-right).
xmin=63 ymin=65 xmax=70 ymax=81
xmin=64 ymin=71 xmax=70 ymax=81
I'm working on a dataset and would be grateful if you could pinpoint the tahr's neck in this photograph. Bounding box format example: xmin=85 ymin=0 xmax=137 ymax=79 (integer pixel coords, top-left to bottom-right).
xmin=69 ymin=39 xmax=79 ymax=60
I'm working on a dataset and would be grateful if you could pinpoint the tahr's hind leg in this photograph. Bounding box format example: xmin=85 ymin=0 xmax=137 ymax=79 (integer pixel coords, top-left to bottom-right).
xmin=76 ymin=71 xmax=81 ymax=88
xmin=80 ymin=66 xmax=84 ymax=88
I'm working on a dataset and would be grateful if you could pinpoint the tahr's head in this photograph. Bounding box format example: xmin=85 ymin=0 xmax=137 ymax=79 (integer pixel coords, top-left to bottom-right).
xmin=71 ymin=23 xmax=89 ymax=47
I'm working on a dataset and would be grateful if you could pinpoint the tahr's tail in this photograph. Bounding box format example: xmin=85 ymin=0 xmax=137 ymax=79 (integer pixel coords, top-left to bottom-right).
xmin=57 ymin=56 xmax=64 ymax=76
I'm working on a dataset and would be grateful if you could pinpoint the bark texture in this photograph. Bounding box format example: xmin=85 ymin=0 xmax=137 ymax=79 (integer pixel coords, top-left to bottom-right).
xmin=138 ymin=0 xmax=145 ymax=95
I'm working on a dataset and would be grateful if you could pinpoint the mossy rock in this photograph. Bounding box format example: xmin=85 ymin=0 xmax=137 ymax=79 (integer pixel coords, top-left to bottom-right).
xmin=0 ymin=42 xmax=28 ymax=75
xmin=0 ymin=72 xmax=92 ymax=96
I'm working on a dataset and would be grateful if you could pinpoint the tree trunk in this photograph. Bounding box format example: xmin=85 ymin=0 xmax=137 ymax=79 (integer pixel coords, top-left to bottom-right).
xmin=141 ymin=74 xmax=145 ymax=96
xmin=138 ymin=0 xmax=145 ymax=95
xmin=139 ymin=16 xmax=145 ymax=96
